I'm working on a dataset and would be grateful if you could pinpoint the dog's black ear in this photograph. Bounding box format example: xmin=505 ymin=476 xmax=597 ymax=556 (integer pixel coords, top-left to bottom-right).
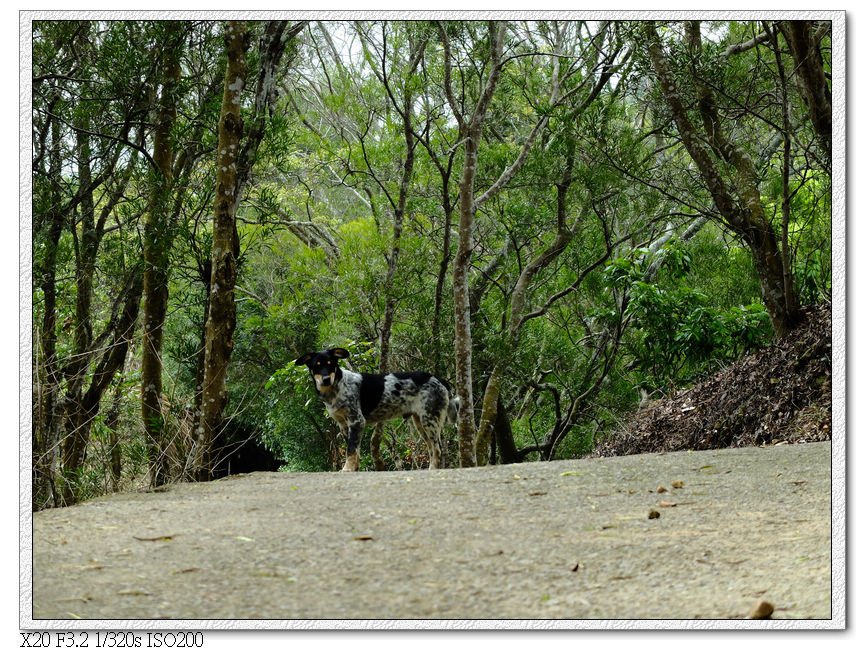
xmin=329 ymin=347 xmax=350 ymax=359
xmin=295 ymin=352 xmax=314 ymax=366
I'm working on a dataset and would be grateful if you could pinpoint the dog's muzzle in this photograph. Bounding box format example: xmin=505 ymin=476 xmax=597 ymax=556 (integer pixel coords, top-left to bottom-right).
xmin=315 ymin=373 xmax=335 ymax=389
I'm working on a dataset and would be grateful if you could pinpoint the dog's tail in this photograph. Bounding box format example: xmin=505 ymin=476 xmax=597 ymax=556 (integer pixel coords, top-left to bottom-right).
xmin=447 ymin=395 xmax=461 ymax=426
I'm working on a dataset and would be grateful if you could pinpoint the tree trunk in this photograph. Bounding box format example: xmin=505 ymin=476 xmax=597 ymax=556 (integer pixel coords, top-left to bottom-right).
xmin=743 ymin=223 xmax=799 ymax=337
xmin=493 ymin=395 xmax=520 ymax=465
xmin=196 ymin=20 xmax=302 ymax=479
xmin=415 ymin=92 xmax=457 ymax=379
xmin=197 ymin=21 xmax=250 ymax=481
xmin=769 ymin=23 xmax=799 ymax=322
xmin=33 ymin=114 xmax=64 ymax=509
xmin=475 ymin=364 xmax=504 ymax=464
xmin=452 ymin=128 xmax=481 ymax=467
xmin=644 ymin=21 xmax=801 ymax=338
xmin=779 ymin=21 xmax=832 ymax=165
xmin=368 ymin=424 xmax=386 ymax=471
xmin=192 ymin=256 xmax=211 ymax=456
xmin=474 ymin=151 xmax=574 ymax=463
xmin=105 ymin=378 xmax=124 ymax=491
xmin=441 ymin=22 xmax=506 ymax=468
xmin=59 ymin=120 xmax=97 ymax=502
xmin=442 ymin=22 xmax=569 ymax=465
xmin=373 ymin=33 xmax=422 ymax=470
xmin=431 ymin=182 xmax=454 ymax=377
xmin=378 ymin=112 xmax=415 ymax=378
xmin=141 ymin=23 xmax=184 ymax=487
xmin=59 ymin=267 xmax=143 ymax=505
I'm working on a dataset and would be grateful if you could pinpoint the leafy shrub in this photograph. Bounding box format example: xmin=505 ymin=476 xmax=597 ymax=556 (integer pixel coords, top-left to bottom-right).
xmin=607 ymin=241 xmax=773 ymax=392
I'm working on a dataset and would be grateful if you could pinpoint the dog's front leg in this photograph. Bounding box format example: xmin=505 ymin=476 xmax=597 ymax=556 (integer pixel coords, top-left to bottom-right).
xmin=341 ymin=418 xmax=365 ymax=472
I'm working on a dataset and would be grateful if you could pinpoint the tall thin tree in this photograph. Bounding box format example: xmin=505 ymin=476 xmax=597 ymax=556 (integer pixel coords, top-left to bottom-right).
xmin=197 ymin=20 xmax=306 ymax=479
xmin=141 ymin=22 xmax=185 ymax=487
xmin=438 ymin=21 xmax=506 ymax=467
xmin=196 ymin=20 xmax=251 ymax=480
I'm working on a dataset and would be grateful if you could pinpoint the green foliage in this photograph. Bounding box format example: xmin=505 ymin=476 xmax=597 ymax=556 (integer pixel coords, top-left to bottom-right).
xmin=263 ymin=363 xmax=331 ymax=472
xmin=32 ymin=19 xmax=833 ymax=497
xmin=612 ymin=241 xmax=773 ymax=392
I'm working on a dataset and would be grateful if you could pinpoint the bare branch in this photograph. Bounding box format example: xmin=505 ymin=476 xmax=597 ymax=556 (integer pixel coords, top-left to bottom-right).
xmin=722 ymin=29 xmax=772 ymax=57
xmin=436 ymin=22 xmax=465 ymax=132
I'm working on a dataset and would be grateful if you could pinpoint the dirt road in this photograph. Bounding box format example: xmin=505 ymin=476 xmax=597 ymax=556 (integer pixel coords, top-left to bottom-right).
xmin=28 ymin=441 xmax=834 ymax=624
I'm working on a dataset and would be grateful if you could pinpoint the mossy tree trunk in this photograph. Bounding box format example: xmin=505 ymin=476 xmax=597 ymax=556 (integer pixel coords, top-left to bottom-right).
xmin=779 ymin=21 xmax=832 ymax=166
xmin=196 ymin=20 xmax=305 ymax=479
xmin=140 ymin=22 xmax=185 ymax=487
xmin=196 ymin=20 xmax=250 ymax=481
xmin=33 ymin=110 xmax=64 ymax=509
xmin=643 ymin=21 xmax=801 ymax=339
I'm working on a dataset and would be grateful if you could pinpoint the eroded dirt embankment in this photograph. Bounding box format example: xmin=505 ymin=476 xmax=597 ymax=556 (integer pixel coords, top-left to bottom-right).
xmin=597 ymin=303 xmax=831 ymax=457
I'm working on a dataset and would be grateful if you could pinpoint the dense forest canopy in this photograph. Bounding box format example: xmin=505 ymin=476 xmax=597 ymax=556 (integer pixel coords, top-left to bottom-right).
xmin=30 ymin=18 xmax=832 ymax=508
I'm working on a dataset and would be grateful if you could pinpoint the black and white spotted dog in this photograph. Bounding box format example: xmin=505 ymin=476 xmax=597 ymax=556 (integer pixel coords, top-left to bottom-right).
xmin=295 ymin=348 xmax=460 ymax=471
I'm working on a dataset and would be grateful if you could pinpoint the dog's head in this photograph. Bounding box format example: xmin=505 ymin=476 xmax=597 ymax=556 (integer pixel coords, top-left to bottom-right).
xmin=295 ymin=348 xmax=350 ymax=392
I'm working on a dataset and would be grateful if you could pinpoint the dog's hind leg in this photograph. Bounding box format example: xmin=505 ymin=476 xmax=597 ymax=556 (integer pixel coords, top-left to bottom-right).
xmin=428 ymin=422 xmax=444 ymax=469
xmin=414 ymin=414 xmax=444 ymax=470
